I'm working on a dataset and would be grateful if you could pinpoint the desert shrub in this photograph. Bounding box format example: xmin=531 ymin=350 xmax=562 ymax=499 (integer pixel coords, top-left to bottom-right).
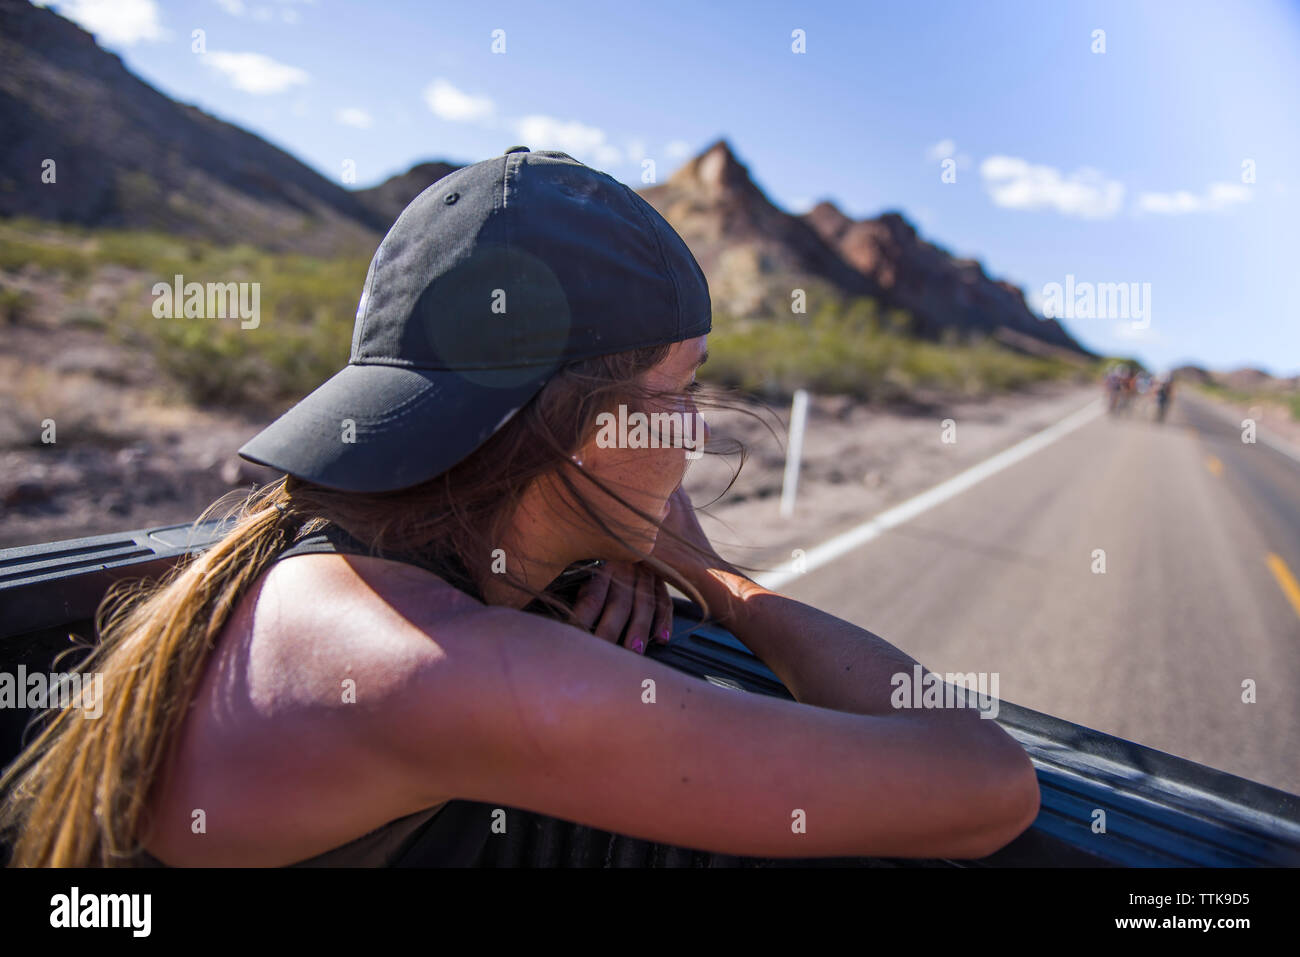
xmin=703 ymin=296 xmax=1073 ymax=400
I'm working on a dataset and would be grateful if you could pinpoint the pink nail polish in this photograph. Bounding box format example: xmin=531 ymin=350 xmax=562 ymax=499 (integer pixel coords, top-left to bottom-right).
xmin=632 ymin=638 xmax=644 ymax=654
xmin=658 ymin=628 xmax=670 ymax=643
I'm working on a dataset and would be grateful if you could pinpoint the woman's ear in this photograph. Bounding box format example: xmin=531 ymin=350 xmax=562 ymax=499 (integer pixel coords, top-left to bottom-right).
xmin=572 ymin=424 xmax=610 ymax=473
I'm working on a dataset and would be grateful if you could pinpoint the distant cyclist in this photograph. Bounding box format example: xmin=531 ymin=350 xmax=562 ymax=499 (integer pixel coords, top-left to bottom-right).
xmin=1105 ymin=365 xmax=1123 ymax=414
xmin=1110 ymin=365 xmax=1137 ymax=415
xmin=1155 ymin=375 xmax=1174 ymax=423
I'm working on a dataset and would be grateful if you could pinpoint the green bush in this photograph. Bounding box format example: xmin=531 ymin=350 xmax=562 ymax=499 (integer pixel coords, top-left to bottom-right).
xmin=702 ymin=296 xmax=1072 ymax=400
xmin=105 ymin=244 xmax=368 ymax=406
xmin=0 ymin=234 xmax=94 ymax=278
xmin=0 ymin=287 xmax=34 ymax=324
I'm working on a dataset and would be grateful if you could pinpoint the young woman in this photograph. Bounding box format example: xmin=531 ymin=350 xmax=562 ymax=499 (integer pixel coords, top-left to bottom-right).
xmin=0 ymin=149 xmax=1039 ymax=866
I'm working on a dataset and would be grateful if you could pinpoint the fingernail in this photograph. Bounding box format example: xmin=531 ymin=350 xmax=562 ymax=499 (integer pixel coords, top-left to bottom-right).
xmin=632 ymin=638 xmax=644 ymax=654
xmin=658 ymin=628 xmax=670 ymax=643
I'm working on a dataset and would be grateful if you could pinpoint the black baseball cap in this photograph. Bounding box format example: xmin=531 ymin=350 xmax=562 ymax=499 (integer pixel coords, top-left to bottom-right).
xmin=238 ymin=146 xmax=712 ymax=492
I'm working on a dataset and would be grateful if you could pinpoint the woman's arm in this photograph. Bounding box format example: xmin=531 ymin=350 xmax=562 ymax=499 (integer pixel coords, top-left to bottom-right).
xmin=367 ymin=599 xmax=1040 ymax=861
xmin=324 ymin=544 xmax=1039 ymax=861
xmin=652 ymin=488 xmax=1020 ymax=721
xmin=678 ymin=554 xmax=972 ymax=717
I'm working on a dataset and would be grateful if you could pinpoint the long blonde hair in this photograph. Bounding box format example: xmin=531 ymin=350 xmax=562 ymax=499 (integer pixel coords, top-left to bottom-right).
xmin=0 ymin=343 xmax=772 ymax=866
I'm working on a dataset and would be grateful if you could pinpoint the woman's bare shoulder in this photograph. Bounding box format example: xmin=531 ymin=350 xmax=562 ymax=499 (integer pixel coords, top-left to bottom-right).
xmin=251 ymin=551 xmax=490 ymax=702
xmin=140 ymin=552 xmax=483 ymax=865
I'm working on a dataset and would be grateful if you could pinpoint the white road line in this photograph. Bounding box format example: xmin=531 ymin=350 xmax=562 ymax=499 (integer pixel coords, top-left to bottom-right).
xmin=753 ymin=397 xmax=1106 ymax=591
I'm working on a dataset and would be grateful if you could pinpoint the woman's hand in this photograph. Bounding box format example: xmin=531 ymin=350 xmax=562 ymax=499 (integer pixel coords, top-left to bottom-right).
xmin=571 ymin=560 xmax=673 ymax=654
xmin=647 ymin=486 xmax=725 ymax=589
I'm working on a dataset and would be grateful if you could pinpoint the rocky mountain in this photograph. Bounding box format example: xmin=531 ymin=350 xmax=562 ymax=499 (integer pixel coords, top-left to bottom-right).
xmin=1171 ymin=365 xmax=1214 ymax=385
xmin=0 ymin=0 xmax=383 ymax=254
xmin=638 ymin=141 xmax=881 ymax=318
xmin=1173 ymin=364 xmax=1298 ymax=391
xmin=1215 ymin=367 xmax=1294 ymax=392
xmin=635 ymin=139 xmax=1088 ymax=354
xmin=802 ymin=200 xmax=1085 ymax=353
xmin=353 ymin=161 xmax=460 ymax=228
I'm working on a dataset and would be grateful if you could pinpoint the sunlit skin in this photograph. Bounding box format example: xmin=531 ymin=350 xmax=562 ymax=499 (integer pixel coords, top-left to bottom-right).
xmin=476 ymin=335 xmax=710 ymax=611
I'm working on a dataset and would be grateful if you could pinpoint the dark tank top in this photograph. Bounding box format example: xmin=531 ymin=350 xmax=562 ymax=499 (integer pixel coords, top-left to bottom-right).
xmin=134 ymin=522 xmax=522 ymax=868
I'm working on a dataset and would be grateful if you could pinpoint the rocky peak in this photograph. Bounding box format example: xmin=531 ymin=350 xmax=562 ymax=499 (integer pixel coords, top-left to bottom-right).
xmin=803 ymin=200 xmax=854 ymax=241
xmin=668 ymin=138 xmax=760 ymax=199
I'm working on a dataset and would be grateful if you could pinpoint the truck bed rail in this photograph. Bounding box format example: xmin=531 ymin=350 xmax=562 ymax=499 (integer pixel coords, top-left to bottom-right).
xmin=3 ymin=521 xmax=1298 ymax=867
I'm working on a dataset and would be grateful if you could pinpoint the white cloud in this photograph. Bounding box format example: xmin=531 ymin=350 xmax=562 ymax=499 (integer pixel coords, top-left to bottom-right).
xmin=201 ymin=51 xmax=309 ymax=94
xmin=925 ymin=138 xmax=971 ymax=171
xmin=925 ymin=139 xmax=955 ymax=163
xmin=335 ymin=107 xmax=372 ymax=129
xmin=413 ymin=82 xmax=634 ymax=169
xmin=664 ymin=140 xmax=691 ymax=160
xmin=514 ymin=115 xmax=622 ymax=166
xmin=980 ymin=155 xmax=1124 ymax=219
xmin=38 ymin=0 xmax=165 ymax=45
xmin=215 ymin=0 xmax=305 ymax=21
xmin=1137 ymin=181 xmax=1252 ymax=215
xmin=422 ymin=79 xmax=495 ymax=122
xmin=593 ymin=144 xmax=622 ymax=166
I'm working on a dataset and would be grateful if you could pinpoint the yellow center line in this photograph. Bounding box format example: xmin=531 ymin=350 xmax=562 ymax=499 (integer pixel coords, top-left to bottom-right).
xmin=1204 ymin=455 xmax=1223 ymax=477
xmin=1267 ymin=553 xmax=1300 ymax=623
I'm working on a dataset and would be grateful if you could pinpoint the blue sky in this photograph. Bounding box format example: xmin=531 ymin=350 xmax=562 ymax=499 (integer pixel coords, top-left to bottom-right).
xmin=35 ymin=0 xmax=1300 ymax=375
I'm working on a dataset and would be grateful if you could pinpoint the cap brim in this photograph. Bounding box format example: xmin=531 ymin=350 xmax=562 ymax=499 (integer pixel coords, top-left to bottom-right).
xmin=238 ymin=362 xmax=553 ymax=492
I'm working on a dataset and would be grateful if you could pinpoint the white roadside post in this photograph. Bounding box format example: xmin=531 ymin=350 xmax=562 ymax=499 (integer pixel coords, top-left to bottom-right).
xmin=779 ymin=389 xmax=809 ymax=518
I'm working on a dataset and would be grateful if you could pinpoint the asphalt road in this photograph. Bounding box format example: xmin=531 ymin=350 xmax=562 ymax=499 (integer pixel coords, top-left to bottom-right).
xmin=776 ymin=390 xmax=1300 ymax=796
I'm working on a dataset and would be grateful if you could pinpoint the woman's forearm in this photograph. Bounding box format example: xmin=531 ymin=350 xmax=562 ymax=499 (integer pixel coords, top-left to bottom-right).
xmin=674 ymin=554 xmax=1040 ymax=849
xmin=683 ymin=556 xmax=993 ymax=725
